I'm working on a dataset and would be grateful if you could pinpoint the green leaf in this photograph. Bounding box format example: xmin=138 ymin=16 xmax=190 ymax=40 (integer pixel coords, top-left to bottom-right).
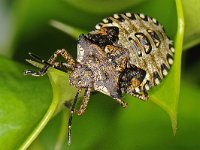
xmin=100 ymin=80 xmax=200 ymax=150
xmin=19 ymin=62 xmax=84 ymax=149
xmin=183 ymin=0 xmax=200 ymax=50
xmin=28 ymin=110 xmax=68 ymax=150
xmin=50 ymin=20 xmax=87 ymax=39
xmin=64 ymin=0 xmax=146 ymax=14
xmin=150 ymin=0 xmax=184 ymax=135
xmin=0 ymin=56 xmax=52 ymax=149
xmin=28 ymin=80 xmax=200 ymax=150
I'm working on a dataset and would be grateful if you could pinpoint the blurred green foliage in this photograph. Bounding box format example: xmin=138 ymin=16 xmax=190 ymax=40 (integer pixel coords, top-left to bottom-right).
xmin=0 ymin=0 xmax=200 ymax=150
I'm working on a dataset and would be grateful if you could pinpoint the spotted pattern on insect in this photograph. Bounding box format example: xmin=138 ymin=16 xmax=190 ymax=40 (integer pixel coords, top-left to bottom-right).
xmin=24 ymin=12 xmax=174 ymax=145
xmin=87 ymin=12 xmax=174 ymax=100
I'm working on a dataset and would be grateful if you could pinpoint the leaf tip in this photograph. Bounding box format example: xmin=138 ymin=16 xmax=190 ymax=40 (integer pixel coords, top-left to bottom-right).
xmin=170 ymin=112 xmax=177 ymax=136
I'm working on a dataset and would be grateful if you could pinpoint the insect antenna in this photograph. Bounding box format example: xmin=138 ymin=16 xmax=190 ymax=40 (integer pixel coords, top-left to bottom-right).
xmin=67 ymin=89 xmax=81 ymax=145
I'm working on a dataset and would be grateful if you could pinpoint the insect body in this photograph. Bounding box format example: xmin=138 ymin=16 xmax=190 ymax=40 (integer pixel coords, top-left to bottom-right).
xmin=24 ymin=13 xmax=174 ymax=144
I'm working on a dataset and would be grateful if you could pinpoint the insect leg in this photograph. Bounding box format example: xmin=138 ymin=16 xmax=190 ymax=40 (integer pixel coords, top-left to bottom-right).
xmin=53 ymin=62 xmax=72 ymax=69
xmin=131 ymin=90 xmax=148 ymax=101
xmin=24 ymin=65 xmax=50 ymax=76
xmin=115 ymin=98 xmax=128 ymax=108
xmin=27 ymin=53 xmax=72 ymax=71
xmin=48 ymin=49 xmax=75 ymax=70
xmin=67 ymin=89 xmax=81 ymax=145
xmin=24 ymin=49 xmax=75 ymax=76
xmin=76 ymin=88 xmax=91 ymax=116
xmin=24 ymin=52 xmax=51 ymax=76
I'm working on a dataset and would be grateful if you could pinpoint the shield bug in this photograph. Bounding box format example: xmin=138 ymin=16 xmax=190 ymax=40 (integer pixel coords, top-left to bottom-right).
xmin=24 ymin=13 xmax=174 ymax=144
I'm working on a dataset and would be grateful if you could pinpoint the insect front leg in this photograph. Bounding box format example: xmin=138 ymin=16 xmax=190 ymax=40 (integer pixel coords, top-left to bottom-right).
xmin=75 ymin=88 xmax=91 ymax=116
xmin=24 ymin=64 xmax=50 ymax=77
xmin=48 ymin=49 xmax=76 ymax=70
xmin=24 ymin=49 xmax=75 ymax=76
